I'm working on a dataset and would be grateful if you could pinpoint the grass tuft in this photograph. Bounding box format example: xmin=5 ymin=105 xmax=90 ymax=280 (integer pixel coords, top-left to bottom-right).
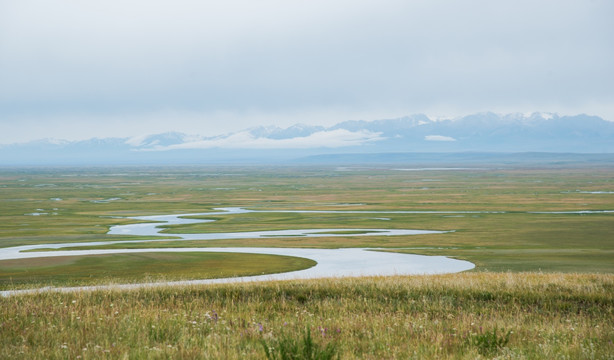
xmin=468 ymin=327 xmax=512 ymax=356
xmin=261 ymin=327 xmax=339 ymax=360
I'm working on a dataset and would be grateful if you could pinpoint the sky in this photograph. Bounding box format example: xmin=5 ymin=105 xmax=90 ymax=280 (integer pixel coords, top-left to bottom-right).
xmin=1 ymin=0 xmax=613 ymax=144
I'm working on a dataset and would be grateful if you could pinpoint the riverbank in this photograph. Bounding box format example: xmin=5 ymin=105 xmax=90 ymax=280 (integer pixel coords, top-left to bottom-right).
xmin=0 ymin=207 xmax=472 ymax=293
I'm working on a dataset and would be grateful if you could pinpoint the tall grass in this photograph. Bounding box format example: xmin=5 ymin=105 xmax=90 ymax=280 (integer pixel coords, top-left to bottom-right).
xmin=1 ymin=273 xmax=612 ymax=359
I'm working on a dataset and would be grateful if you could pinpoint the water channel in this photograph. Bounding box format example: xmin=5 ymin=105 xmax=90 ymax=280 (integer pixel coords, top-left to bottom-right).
xmin=0 ymin=207 xmax=492 ymax=295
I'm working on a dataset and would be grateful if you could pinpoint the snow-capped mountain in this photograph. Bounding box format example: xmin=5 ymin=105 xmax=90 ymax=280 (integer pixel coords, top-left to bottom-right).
xmin=1 ymin=113 xmax=613 ymax=165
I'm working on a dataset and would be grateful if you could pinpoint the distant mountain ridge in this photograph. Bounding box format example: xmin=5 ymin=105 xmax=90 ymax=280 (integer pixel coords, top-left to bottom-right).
xmin=2 ymin=112 xmax=613 ymax=165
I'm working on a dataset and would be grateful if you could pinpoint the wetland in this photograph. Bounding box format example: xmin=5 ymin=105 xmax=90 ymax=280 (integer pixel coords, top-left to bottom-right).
xmin=0 ymin=165 xmax=612 ymax=358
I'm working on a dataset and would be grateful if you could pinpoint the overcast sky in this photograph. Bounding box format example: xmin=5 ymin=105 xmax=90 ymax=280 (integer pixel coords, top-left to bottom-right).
xmin=1 ymin=0 xmax=612 ymax=144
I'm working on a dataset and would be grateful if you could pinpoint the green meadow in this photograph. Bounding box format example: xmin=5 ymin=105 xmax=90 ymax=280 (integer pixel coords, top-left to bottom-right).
xmin=3 ymin=166 xmax=611 ymax=274
xmin=0 ymin=165 xmax=613 ymax=358
xmin=0 ymin=252 xmax=315 ymax=290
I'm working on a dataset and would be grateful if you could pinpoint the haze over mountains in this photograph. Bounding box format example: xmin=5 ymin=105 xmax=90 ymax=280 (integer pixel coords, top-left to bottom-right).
xmin=2 ymin=112 xmax=613 ymax=166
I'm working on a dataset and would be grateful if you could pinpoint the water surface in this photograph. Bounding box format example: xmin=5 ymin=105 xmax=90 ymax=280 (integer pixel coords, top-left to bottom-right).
xmin=0 ymin=207 xmax=483 ymax=296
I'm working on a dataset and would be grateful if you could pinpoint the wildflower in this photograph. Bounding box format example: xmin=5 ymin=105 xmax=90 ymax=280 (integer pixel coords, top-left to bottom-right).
xmin=319 ymin=326 xmax=328 ymax=337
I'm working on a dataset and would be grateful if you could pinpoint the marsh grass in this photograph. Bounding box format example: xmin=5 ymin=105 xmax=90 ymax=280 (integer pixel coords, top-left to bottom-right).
xmin=1 ymin=273 xmax=612 ymax=359
xmin=2 ymin=167 xmax=613 ymax=272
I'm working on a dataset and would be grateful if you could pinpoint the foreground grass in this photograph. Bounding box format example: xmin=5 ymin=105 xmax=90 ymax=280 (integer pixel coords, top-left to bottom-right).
xmin=0 ymin=252 xmax=315 ymax=290
xmin=1 ymin=273 xmax=612 ymax=359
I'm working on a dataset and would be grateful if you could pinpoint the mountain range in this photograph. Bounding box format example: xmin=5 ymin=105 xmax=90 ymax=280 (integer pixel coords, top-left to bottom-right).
xmin=2 ymin=112 xmax=613 ymax=166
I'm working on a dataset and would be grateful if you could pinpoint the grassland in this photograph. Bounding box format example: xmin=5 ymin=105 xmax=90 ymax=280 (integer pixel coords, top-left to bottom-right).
xmin=1 ymin=273 xmax=612 ymax=359
xmin=0 ymin=252 xmax=315 ymax=290
xmin=3 ymin=166 xmax=610 ymax=273
xmin=1 ymin=165 xmax=613 ymax=358
xmin=1 ymin=166 xmax=613 ymax=278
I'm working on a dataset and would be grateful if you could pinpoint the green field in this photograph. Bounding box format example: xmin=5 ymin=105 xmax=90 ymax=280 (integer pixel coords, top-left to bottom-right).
xmin=0 ymin=165 xmax=613 ymax=358
xmin=0 ymin=252 xmax=315 ymax=289
xmin=2 ymin=166 xmax=611 ymax=275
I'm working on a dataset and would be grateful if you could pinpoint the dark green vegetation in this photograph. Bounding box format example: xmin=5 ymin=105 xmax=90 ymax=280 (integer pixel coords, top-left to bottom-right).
xmin=0 ymin=252 xmax=315 ymax=289
xmin=1 ymin=273 xmax=611 ymax=359
xmin=261 ymin=327 xmax=340 ymax=360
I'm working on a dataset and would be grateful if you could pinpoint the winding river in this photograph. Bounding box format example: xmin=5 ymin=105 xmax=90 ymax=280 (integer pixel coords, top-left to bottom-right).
xmin=2 ymin=207 xmax=611 ymax=296
xmin=1 ymin=207 xmax=480 ymax=295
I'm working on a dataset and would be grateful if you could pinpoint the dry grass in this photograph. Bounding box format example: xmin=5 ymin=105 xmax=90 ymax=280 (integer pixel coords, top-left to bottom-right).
xmin=1 ymin=273 xmax=612 ymax=359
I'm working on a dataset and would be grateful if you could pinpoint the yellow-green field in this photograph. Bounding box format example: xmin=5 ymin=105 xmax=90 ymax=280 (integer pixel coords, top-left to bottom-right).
xmin=2 ymin=166 xmax=612 ymax=276
xmin=0 ymin=165 xmax=613 ymax=358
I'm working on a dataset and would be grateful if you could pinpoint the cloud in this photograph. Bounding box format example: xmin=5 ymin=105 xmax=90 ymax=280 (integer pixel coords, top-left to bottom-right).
xmin=147 ymin=129 xmax=384 ymax=150
xmin=425 ymin=135 xmax=456 ymax=142
xmin=0 ymin=0 xmax=613 ymax=144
